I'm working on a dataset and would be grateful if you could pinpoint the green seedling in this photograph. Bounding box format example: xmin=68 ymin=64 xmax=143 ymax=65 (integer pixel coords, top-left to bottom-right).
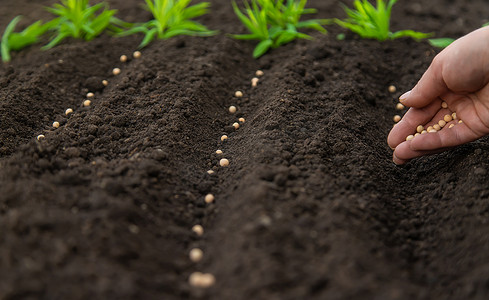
xmin=335 ymin=0 xmax=431 ymax=41
xmin=42 ymin=0 xmax=118 ymax=49
xmin=1 ymin=16 xmax=53 ymax=62
xmin=231 ymin=0 xmax=329 ymax=58
xmin=117 ymin=0 xmax=217 ymax=49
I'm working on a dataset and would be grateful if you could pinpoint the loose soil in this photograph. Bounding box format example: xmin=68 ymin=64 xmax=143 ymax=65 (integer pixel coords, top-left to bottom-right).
xmin=1 ymin=0 xmax=489 ymax=299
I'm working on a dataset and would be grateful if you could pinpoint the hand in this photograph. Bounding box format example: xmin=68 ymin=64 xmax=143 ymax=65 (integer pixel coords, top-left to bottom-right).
xmin=387 ymin=26 xmax=489 ymax=164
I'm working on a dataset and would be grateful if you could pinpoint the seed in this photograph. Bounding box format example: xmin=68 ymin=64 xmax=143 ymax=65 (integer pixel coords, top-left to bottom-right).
xmin=83 ymin=100 xmax=91 ymax=107
xmin=416 ymin=125 xmax=424 ymax=133
xmin=133 ymin=51 xmax=141 ymax=58
xmin=189 ymin=248 xmax=204 ymax=262
xmin=251 ymin=77 xmax=259 ymax=87
xmin=396 ymin=103 xmax=405 ymax=110
xmin=427 ymin=126 xmax=433 ymax=132
xmin=37 ymin=134 xmax=45 ymax=140
xmin=428 ymin=129 xmax=437 ymax=133
xmin=207 ymin=170 xmax=214 ymax=174
xmin=415 ymin=133 xmax=420 ymax=137
xmin=388 ymin=85 xmax=397 ymax=93
xmin=86 ymin=92 xmax=94 ymax=98
xmin=205 ymin=194 xmax=215 ymax=204
xmin=128 ymin=224 xmax=139 ymax=234
xmin=189 ymin=272 xmax=215 ymax=288
xmin=52 ymin=121 xmax=60 ymax=128
xmin=438 ymin=120 xmax=446 ymax=127
xmin=433 ymin=124 xmax=441 ymax=131
xmin=233 ymin=122 xmax=239 ymax=129
xmin=441 ymin=101 xmax=448 ymax=108
xmin=229 ymin=106 xmax=237 ymax=114
xmin=235 ymin=91 xmax=243 ymax=98
xmin=65 ymin=108 xmax=73 ymax=115
xmin=192 ymin=225 xmax=204 ymax=236
xmin=406 ymin=135 xmax=414 ymax=141
xmin=102 ymin=80 xmax=109 ymax=86
xmin=239 ymin=117 xmax=245 ymax=123
xmin=449 ymin=124 xmax=455 ymax=128
xmin=393 ymin=115 xmax=401 ymax=122
xmin=256 ymin=70 xmax=264 ymax=77
xmin=421 ymin=130 xmax=427 ymax=134
xmin=220 ymin=158 xmax=229 ymax=167
xmin=459 ymin=120 xmax=463 ymax=123
xmin=452 ymin=112 xmax=457 ymax=119
xmin=221 ymin=135 xmax=228 ymax=142
xmin=120 ymin=55 xmax=128 ymax=62
xmin=216 ymin=150 xmax=223 ymax=154
xmin=444 ymin=114 xmax=453 ymax=122
xmin=112 ymin=68 xmax=121 ymax=75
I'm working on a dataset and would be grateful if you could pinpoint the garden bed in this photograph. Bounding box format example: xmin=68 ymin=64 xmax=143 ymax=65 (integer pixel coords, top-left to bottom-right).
xmin=1 ymin=0 xmax=489 ymax=299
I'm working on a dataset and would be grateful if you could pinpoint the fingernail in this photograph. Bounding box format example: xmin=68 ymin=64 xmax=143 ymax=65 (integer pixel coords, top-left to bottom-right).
xmin=399 ymin=90 xmax=411 ymax=103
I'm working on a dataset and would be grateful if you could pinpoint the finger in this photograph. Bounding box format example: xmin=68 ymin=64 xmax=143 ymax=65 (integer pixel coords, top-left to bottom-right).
xmin=393 ymin=146 xmax=448 ymax=165
xmin=399 ymin=56 xmax=448 ymax=108
xmin=409 ymin=121 xmax=480 ymax=151
xmin=387 ymin=99 xmax=443 ymax=148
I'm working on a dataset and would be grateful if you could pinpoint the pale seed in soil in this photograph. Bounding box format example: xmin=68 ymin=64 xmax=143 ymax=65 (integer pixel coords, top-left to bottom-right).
xmin=221 ymin=135 xmax=228 ymax=142
xmin=216 ymin=150 xmax=223 ymax=154
xmin=65 ymin=108 xmax=73 ymax=115
xmin=112 ymin=68 xmax=121 ymax=75
xmin=256 ymin=70 xmax=264 ymax=76
xmin=189 ymin=248 xmax=204 ymax=262
xmin=102 ymin=80 xmax=108 ymax=86
xmin=229 ymin=106 xmax=237 ymax=114
xmin=388 ymin=85 xmax=397 ymax=93
xmin=396 ymin=103 xmax=405 ymax=110
xmin=86 ymin=92 xmax=94 ymax=98
xmin=235 ymin=91 xmax=243 ymax=98
xmin=239 ymin=117 xmax=245 ymax=123
xmin=192 ymin=225 xmax=204 ymax=236
xmin=251 ymin=77 xmax=259 ymax=87
xmin=220 ymin=158 xmax=229 ymax=167
xmin=393 ymin=115 xmax=401 ymax=122
xmin=120 ymin=55 xmax=128 ymax=62
xmin=205 ymin=194 xmax=215 ymax=204
xmin=133 ymin=51 xmax=141 ymax=58
xmin=233 ymin=122 xmax=239 ymax=129
xmin=207 ymin=170 xmax=214 ymax=174
xmin=52 ymin=121 xmax=60 ymax=128
xmin=83 ymin=100 xmax=91 ymax=107
xmin=37 ymin=135 xmax=45 ymax=140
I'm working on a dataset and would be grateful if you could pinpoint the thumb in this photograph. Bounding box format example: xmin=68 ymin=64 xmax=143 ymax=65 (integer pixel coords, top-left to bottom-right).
xmin=399 ymin=57 xmax=448 ymax=108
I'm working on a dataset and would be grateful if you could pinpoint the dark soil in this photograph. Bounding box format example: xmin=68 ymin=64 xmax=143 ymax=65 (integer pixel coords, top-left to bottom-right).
xmin=1 ymin=0 xmax=489 ymax=299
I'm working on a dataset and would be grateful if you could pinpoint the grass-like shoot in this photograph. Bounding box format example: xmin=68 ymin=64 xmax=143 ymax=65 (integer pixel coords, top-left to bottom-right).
xmin=231 ymin=0 xmax=329 ymax=58
xmin=1 ymin=16 xmax=53 ymax=62
xmin=117 ymin=0 xmax=217 ymax=49
xmin=335 ymin=0 xmax=431 ymax=41
xmin=43 ymin=0 xmax=118 ymax=49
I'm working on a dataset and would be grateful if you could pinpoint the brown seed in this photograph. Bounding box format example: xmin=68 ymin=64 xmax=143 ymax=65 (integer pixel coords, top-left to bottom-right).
xmin=192 ymin=225 xmax=204 ymax=236
xmin=86 ymin=92 xmax=94 ymax=98
xmin=256 ymin=70 xmax=264 ymax=77
xmin=133 ymin=51 xmax=142 ymax=58
xmin=204 ymin=194 xmax=215 ymax=204
xmin=220 ymin=135 xmax=228 ymax=142
xmin=433 ymin=124 xmax=441 ymax=131
xmin=65 ymin=108 xmax=73 ymax=115
xmin=438 ymin=120 xmax=446 ymax=127
xmin=229 ymin=106 xmax=237 ymax=114
xmin=444 ymin=114 xmax=453 ymax=122
xmin=441 ymin=101 xmax=448 ymax=108
xmin=189 ymin=248 xmax=204 ymax=263
xmin=120 ymin=55 xmax=128 ymax=62
xmin=449 ymin=124 xmax=455 ymax=128
xmin=52 ymin=121 xmax=60 ymax=128
xmin=233 ymin=122 xmax=239 ymax=129
xmin=37 ymin=134 xmax=45 ymax=140
xmin=239 ymin=117 xmax=245 ymax=123
xmin=220 ymin=158 xmax=229 ymax=167
xmin=83 ymin=100 xmax=91 ymax=107
xmin=396 ymin=103 xmax=405 ymax=110
xmin=393 ymin=115 xmax=401 ymax=122
xmin=102 ymin=80 xmax=109 ymax=86
xmin=416 ymin=125 xmax=424 ymax=133
xmin=112 ymin=68 xmax=121 ymax=75
xmin=406 ymin=135 xmax=414 ymax=141
xmin=235 ymin=91 xmax=243 ymax=98
xmin=388 ymin=85 xmax=397 ymax=93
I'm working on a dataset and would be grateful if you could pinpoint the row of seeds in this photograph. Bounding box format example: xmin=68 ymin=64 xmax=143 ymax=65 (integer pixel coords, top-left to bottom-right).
xmin=188 ymin=69 xmax=264 ymax=289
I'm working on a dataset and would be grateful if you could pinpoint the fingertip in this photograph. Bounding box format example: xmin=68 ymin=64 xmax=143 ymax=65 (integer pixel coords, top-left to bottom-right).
xmin=393 ymin=152 xmax=407 ymax=165
xmin=399 ymin=90 xmax=411 ymax=104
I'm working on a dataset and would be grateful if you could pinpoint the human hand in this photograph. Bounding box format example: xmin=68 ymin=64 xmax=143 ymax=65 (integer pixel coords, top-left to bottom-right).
xmin=387 ymin=26 xmax=489 ymax=165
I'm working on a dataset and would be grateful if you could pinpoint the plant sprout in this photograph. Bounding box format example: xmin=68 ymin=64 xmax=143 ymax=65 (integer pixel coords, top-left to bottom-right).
xmin=231 ymin=0 xmax=329 ymax=58
xmin=335 ymin=0 xmax=431 ymax=41
xmin=117 ymin=0 xmax=217 ymax=49
xmin=1 ymin=16 xmax=53 ymax=62
xmin=42 ymin=0 xmax=118 ymax=50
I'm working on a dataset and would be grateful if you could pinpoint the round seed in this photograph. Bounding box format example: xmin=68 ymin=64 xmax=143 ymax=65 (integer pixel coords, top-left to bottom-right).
xmin=452 ymin=112 xmax=457 ymax=119
xmin=415 ymin=133 xmax=420 ymax=137
xmin=216 ymin=150 xmax=223 ymax=154
xmin=449 ymin=124 xmax=455 ymax=128
xmin=396 ymin=103 xmax=405 ymax=110
xmin=235 ymin=91 xmax=243 ymax=98
xmin=444 ymin=114 xmax=453 ymax=122
xmin=189 ymin=248 xmax=204 ymax=263
xmin=189 ymin=272 xmax=215 ymax=288
xmin=416 ymin=125 xmax=424 ymax=133
xmin=37 ymin=134 xmax=45 ymax=140
xmin=427 ymin=126 xmax=433 ymax=132
xmin=221 ymin=135 xmax=228 ymax=142
xmin=393 ymin=115 xmax=401 ymax=122
xmin=239 ymin=117 xmax=245 ymax=123
xmin=120 ymin=55 xmax=128 ymax=62
xmin=205 ymin=194 xmax=215 ymax=204
xmin=441 ymin=101 xmax=448 ymax=108
xmin=433 ymin=124 xmax=441 ymax=131
xmin=133 ymin=51 xmax=142 ymax=58
xmin=200 ymin=273 xmax=216 ymax=288
xmin=256 ymin=70 xmax=264 ymax=77
xmin=86 ymin=92 xmax=94 ymax=98
xmin=459 ymin=120 xmax=463 ymax=123
xmin=207 ymin=170 xmax=214 ymax=174
xmin=220 ymin=158 xmax=229 ymax=167
xmin=112 ymin=68 xmax=121 ymax=75
xmin=83 ymin=100 xmax=91 ymax=107
xmin=233 ymin=122 xmax=239 ymax=129
xmin=388 ymin=85 xmax=397 ymax=93
xmin=406 ymin=135 xmax=414 ymax=141
xmin=192 ymin=225 xmax=204 ymax=236
xmin=428 ymin=129 xmax=437 ymax=133
xmin=52 ymin=121 xmax=60 ymax=128
xmin=438 ymin=120 xmax=446 ymax=127
xmin=65 ymin=108 xmax=73 ymax=115
xmin=102 ymin=80 xmax=109 ymax=86
xmin=421 ymin=130 xmax=427 ymax=134
xmin=229 ymin=106 xmax=237 ymax=114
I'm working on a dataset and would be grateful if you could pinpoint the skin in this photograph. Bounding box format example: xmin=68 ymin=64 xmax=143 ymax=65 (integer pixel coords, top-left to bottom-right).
xmin=388 ymin=26 xmax=489 ymax=164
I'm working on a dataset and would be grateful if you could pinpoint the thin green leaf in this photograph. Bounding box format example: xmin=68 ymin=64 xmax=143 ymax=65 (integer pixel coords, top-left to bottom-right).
xmin=428 ymin=37 xmax=455 ymax=48
xmin=253 ymin=39 xmax=272 ymax=58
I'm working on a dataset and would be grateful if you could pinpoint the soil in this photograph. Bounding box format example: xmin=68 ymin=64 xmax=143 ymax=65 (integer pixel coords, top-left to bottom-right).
xmin=1 ymin=0 xmax=489 ymax=299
